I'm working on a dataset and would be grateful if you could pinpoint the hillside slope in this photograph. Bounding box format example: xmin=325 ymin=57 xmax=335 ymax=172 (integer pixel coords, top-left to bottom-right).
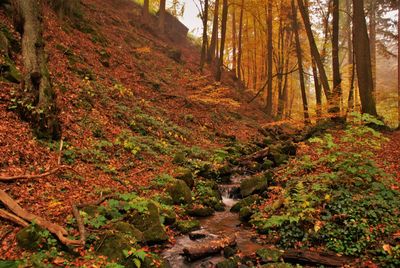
xmin=0 ymin=0 xmax=268 ymax=262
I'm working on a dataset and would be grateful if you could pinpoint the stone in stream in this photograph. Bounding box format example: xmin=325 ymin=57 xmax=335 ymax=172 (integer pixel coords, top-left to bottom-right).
xmin=189 ymin=231 xmax=208 ymax=240
xmin=216 ymin=256 xmax=241 ymax=268
xmin=256 ymin=248 xmax=284 ymax=263
xmin=175 ymin=219 xmax=201 ymax=234
xmin=239 ymin=207 xmax=253 ymax=222
xmin=240 ymin=173 xmax=271 ymax=197
xmin=186 ymin=205 xmax=215 ymax=217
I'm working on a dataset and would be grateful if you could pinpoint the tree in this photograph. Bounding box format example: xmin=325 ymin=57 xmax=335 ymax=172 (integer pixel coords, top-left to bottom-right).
xmin=159 ymin=0 xmax=166 ymax=34
xmin=142 ymin=0 xmax=150 ymax=22
xmin=200 ymin=0 xmax=209 ymax=71
xmin=216 ymin=0 xmax=228 ymax=81
xmin=237 ymin=0 xmax=244 ymax=81
xmin=352 ymin=0 xmax=378 ymax=116
xmin=208 ymin=0 xmax=219 ymax=63
xmin=265 ymin=0 xmax=273 ymax=115
xmin=398 ymin=0 xmax=400 ymax=126
xmin=332 ymin=0 xmax=341 ymax=115
xmin=12 ymin=0 xmax=61 ymax=139
xmin=291 ymin=0 xmax=310 ymax=124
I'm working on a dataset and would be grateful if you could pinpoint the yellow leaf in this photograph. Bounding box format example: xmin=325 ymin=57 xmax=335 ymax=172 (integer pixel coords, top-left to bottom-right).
xmin=383 ymin=244 xmax=392 ymax=255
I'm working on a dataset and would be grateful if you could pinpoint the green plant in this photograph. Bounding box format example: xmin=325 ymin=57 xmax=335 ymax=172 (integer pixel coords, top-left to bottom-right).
xmin=123 ymin=248 xmax=146 ymax=268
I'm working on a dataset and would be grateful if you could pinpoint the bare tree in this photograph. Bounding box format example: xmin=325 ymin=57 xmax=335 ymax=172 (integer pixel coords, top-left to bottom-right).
xmin=216 ymin=0 xmax=228 ymax=81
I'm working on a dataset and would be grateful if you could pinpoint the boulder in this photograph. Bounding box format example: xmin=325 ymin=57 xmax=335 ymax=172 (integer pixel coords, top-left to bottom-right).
xmin=256 ymin=248 xmax=284 ymax=263
xmin=231 ymin=195 xmax=260 ymax=213
xmin=160 ymin=207 xmax=176 ymax=225
xmin=240 ymin=173 xmax=271 ymax=197
xmin=186 ymin=205 xmax=214 ymax=217
xmin=216 ymin=257 xmax=240 ymax=268
xmin=239 ymin=207 xmax=253 ymax=222
xmin=125 ymin=202 xmax=168 ymax=245
xmin=112 ymin=222 xmax=144 ymax=243
xmin=167 ymin=179 xmax=192 ymax=205
xmin=96 ymin=232 xmax=133 ymax=260
xmin=175 ymin=167 xmax=195 ymax=189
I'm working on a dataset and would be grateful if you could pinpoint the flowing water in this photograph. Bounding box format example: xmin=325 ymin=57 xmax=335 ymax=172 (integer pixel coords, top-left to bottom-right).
xmin=162 ymin=178 xmax=263 ymax=267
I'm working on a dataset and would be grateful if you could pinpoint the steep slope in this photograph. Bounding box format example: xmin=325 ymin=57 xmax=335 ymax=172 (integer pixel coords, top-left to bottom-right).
xmin=0 ymin=0 xmax=267 ymax=262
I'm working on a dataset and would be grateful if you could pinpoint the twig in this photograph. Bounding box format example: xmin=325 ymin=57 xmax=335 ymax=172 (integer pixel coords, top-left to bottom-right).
xmin=0 ymin=165 xmax=78 ymax=182
xmin=0 ymin=228 xmax=13 ymax=242
xmin=57 ymin=139 xmax=64 ymax=165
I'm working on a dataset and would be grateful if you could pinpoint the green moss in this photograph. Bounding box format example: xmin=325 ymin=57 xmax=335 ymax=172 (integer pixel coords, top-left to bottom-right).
xmin=167 ymin=180 xmax=192 ymax=205
xmin=112 ymin=222 xmax=144 ymax=243
xmin=240 ymin=173 xmax=270 ymax=197
xmin=231 ymin=195 xmax=260 ymax=213
xmin=16 ymin=224 xmax=46 ymax=250
xmin=175 ymin=220 xmax=200 ymax=234
xmin=186 ymin=205 xmax=214 ymax=217
xmin=96 ymin=232 xmax=133 ymax=261
xmin=256 ymin=248 xmax=283 ymax=263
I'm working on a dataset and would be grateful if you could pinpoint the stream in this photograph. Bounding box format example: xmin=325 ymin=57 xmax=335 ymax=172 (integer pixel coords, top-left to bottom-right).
xmin=162 ymin=176 xmax=263 ymax=267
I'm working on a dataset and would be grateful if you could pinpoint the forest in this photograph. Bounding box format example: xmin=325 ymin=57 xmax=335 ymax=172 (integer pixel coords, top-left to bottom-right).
xmin=0 ymin=0 xmax=399 ymax=267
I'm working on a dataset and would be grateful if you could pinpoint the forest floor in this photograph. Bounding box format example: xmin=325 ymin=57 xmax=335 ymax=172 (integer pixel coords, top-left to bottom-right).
xmin=0 ymin=0 xmax=400 ymax=267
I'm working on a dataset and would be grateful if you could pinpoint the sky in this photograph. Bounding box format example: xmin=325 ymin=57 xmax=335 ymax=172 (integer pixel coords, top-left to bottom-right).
xmin=168 ymin=0 xmax=203 ymax=37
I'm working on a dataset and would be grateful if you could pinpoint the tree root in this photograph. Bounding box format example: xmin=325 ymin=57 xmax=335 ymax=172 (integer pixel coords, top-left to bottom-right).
xmin=0 ymin=189 xmax=83 ymax=246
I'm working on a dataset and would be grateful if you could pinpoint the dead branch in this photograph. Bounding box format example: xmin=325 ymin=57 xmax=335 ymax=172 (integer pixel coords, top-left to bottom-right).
xmin=0 ymin=208 xmax=29 ymax=227
xmin=282 ymin=249 xmax=352 ymax=267
xmin=0 ymin=165 xmax=78 ymax=182
xmin=237 ymin=147 xmax=270 ymax=165
xmin=0 ymin=189 xmax=83 ymax=246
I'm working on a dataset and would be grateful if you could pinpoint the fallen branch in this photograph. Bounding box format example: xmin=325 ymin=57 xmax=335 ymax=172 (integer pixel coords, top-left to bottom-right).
xmin=0 ymin=208 xmax=29 ymax=227
xmin=0 ymin=189 xmax=83 ymax=246
xmin=282 ymin=249 xmax=352 ymax=267
xmin=182 ymin=234 xmax=237 ymax=261
xmin=237 ymin=147 xmax=270 ymax=165
xmin=0 ymin=165 xmax=78 ymax=182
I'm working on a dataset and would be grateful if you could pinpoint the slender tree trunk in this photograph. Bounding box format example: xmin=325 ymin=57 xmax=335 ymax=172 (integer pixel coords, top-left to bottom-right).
xmin=266 ymin=0 xmax=273 ymax=115
xmin=208 ymin=0 xmax=219 ymax=63
xmin=200 ymin=0 xmax=209 ymax=71
xmin=332 ymin=0 xmax=341 ymax=116
xmin=346 ymin=0 xmax=354 ymax=112
xmin=237 ymin=0 xmax=244 ymax=81
xmin=142 ymin=0 xmax=150 ymax=22
xmin=369 ymin=0 xmax=377 ymax=99
xmin=159 ymin=0 xmax=166 ymax=34
xmin=232 ymin=5 xmax=237 ymax=78
xmin=216 ymin=0 xmax=228 ymax=81
xmin=297 ymin=0 xmax=332 ymax=107
xmin=352 ymin=0 xmax=377 ymax=116
xmin=292 ymin=0 xmax=310 ymax=124
xmin=252 ymin=16 xmax=257 ymax=88
xmin=13 ymin=0 xmax=61 ymax=139
xmin=312 ymin=60 xmax=322 ymax=119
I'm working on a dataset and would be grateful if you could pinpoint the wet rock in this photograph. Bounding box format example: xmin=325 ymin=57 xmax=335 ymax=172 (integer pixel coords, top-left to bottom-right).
xmin=125 ymin=202 xmax=168 ymax=245
xmin=230 ymin=194 xmax=260 ymax=213
xmin=175 ymin=220 xmax=200 ymax=234
xmin=175 ymin=167 xmax=195 ymax=189
xmin=239 ymin=207 xmax=253 ymax=222
xmin=96 ymin=232 xmax=133 ymax=260
xmin=142 ymin=254 xmax=171 ymax=268
xmin=240 ymin=173 xmax=271 ymax=197
xmin=256 ymin=248 xmax=284 ymax=263
xmin=167 ymin=179 xmax=192 ymax=205
xmin=186 ymin=205 xmax=214 ymax=217
xmin=16 ymin=224 xmax=45 ymax=250
xmin=217 ymin=165 xmax=234 ymax=183
xmin=112 ymin=222 xmax=144 ymax=243
xmin=189 ymin=231 xmax=207 ymax=240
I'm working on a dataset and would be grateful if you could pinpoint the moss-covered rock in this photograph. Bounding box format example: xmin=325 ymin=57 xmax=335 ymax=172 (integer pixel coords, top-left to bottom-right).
xmin=172 ymin=151 xmax=186 ymax=164
xmin=125 ymin=202 xmax=168 ymax=245
xmin=256 ymin=248 xmax=284 ymax=263
xmin=216 ymin=257 xmax=240 ymax=268
xmin=195 ymin=180 xmax=223 ymax=210
xmin=261 ymin=263 xmax=293 ymax=268
xmin=186 ymin=205 xmax=214 ymax=217
xmin=160 ymin=207 xmax=176 ymax=225
xmin=261 ymin=159 xmax=274 ymax=170
xmin=175 ymin=167 xmax=195 ymax=189
xmin=239 ymin=207 xmax=253 ymax=222
xmin=167 ymin=179 xmax=192 ymax=205
xmin=141 ymin=254 xmax=171 ymax=268
xmin=112 ymin=222 xmax=144 ymax=243
xmin=175 ymin=220 xmax=200 ymax=234
xmin=0 ymin=57 xmax=21 ymax=83
xmin=96 ymin=232 xmax=133 ymax=260
xmin=223 ymin=246 xmax=237 ymax=258
xmin=231 ymin=195 xmax=260 ymax=213
xmin=240 ymin=173 xmax=271 ymax=197
xmin=0 ymin=260 xmax=21 ymax=268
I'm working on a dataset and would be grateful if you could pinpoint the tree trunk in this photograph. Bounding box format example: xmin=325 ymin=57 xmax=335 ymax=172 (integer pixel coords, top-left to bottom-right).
xmin=159 ymin=0 xmax=166 ymax=34
xmin=200 ymin=0 xmax=209 ymax=71
xmin=266 ymin=0 xmax=273 ymax=115
xmin=292 ymin=0 xmax=310 ymax=124
xmin=369 ymin=0 xmax=377 ymax=99
xmin=207 ymin=0 xmax=219 ymax=63
xmin=142 ymin=0 xmax=150 ymax=22
xmin=346 ymin=0 xmax=355 ymax=112
xmin=352 ymin=0 xmax=377 ymax=116
xmin=14 ymin=0 xmax=61 ymax=139
xmin=215 ymin=0 xmax=228 ymax=81
xmin=312 ymin=60 xmax=322 ymax=119
xmin=231 ymin=5 xmax=237 ymax=78
xmin=297 ymin=0 xmax=332 ymax=108
xmin=237 ymin=0 xmax=244 ymax=81
xmin=332 ymin=0 xmax=341 ymax=116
